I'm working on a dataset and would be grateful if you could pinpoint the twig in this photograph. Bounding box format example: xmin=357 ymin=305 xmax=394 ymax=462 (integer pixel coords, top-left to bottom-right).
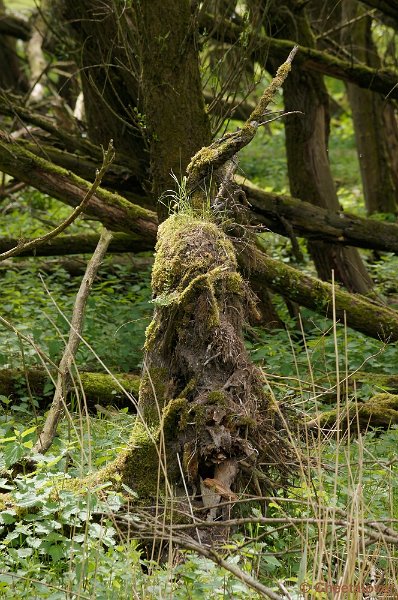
xmin=0 ymin=140 xmax=115 ymax=262
xmin=32 ymin=227 xmax=113 ymax=454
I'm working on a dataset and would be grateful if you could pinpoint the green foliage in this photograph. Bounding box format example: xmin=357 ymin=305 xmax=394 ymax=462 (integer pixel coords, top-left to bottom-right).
xmin=0 ymin=259 xmax=152 ymax=372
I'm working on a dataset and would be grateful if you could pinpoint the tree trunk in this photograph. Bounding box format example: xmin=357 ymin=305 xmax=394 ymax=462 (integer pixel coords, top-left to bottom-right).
xmin=60 ymin=0 xmax=147 ymax=181
xmin=342 ymin=0 xmax=398 ymax=214
xmin=270 ymin=1 xmax=373 ymax=294
xmin=132 ymin=0 xmax=211 ymax=219
xmin=92 ymin=53 xmax=300 ymax=506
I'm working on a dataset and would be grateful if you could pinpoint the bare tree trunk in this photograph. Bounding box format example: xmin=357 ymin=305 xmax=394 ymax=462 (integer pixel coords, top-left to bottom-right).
xmin=60 ymin=0 xmax=147 ymax=179
xmin=342 ymin=0 xmax=398 ymax=214
xmin=270 ymin=0 xmax=373 ymax=294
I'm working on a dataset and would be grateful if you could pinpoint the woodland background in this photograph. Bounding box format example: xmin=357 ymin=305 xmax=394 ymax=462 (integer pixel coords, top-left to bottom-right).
xmin=0 ymin=0 xmax=398 ymax=598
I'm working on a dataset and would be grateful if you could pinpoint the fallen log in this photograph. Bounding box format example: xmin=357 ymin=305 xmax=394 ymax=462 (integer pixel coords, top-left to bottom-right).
xmin=307 ymin=393 xmax=398 ymax=431
xmin=238 ymin=244 xmax=398 ymax=342
xmin=0 ymin=233 xmax=153 ymax=257
xmin=240 ymin=178 xmax=398 ymax=254
xmin=0 ymin=130 xmax=158 ymax=241
xmin=0 ymin=368 xmax=140 ymax=410
xmin=0 ymin=255 xmax=153 ymax=276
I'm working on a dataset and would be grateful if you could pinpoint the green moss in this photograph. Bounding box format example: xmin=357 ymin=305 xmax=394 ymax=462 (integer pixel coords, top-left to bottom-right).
xmin=93 ymin=420 xmax=160 ymax=499
xmin=151 ymin=213 xmax=237 ymax=296
xmin=79 ymin=372 xmax=140 ymax=402
xmin=313 ymin=393 xmax=398 ymax=430
xmin=162 ymin=397 xmax=189 ymax=437
xmin=207 ymin=390 xmax=228 ymax=405
xmin=139 ymin=367 xmax=168 ymax=427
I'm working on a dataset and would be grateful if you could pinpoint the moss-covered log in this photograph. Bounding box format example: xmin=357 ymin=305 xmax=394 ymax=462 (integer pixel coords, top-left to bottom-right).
xmin=0 ymin=130 xmax=158 ymax=240
xmin=0 ymin=368 xmax=140 ymax=410
xmin=0 ymin=233 xmax=153 ymax=257
xmin=238 ymin=244 xmax=398 ymax=342
xmin=200 ymin=13 xmax=398 ymax=99
xmin=240 ymin=175 xmax=398 ymax=254
xmin=307 ymin=393 xmax=398 ymax=431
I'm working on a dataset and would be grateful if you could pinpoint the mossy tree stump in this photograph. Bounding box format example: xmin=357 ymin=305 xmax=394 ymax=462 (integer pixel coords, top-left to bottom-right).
xmin=101 ymin=213 xmax=292 ymax=506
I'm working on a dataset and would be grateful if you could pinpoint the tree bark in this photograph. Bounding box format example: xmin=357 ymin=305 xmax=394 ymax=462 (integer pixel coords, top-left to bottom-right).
xmin=342 ymin=1 xmax=398 ymax=214
xmin=132 ymin=0 xmax=211 ymax=219
xmin=270 ymin=1 xmax=373 ymax=294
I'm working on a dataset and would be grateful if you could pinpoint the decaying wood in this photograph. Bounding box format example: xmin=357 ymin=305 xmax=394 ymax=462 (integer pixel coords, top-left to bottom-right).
xmin=101 ymin=49 xmax=301 ymax=506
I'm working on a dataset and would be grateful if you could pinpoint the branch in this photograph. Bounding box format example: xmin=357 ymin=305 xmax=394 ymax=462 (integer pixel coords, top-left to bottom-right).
xmin=0 ymin=141 xmax=115 ymax=261
xmin=240 ymin=178 xmax=398 ymax=255
xmin=237 ymin=244 xmax=398 ymax=343
xmin=200 ymin=13 xmax=398 ymax=100
xmin=0 ymin=129 xmax=158 ymax=240
xmin=33 ymin=228 xmax=113 ymax=455
xmin=187 ymin=47 xmax=298 ymax=187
